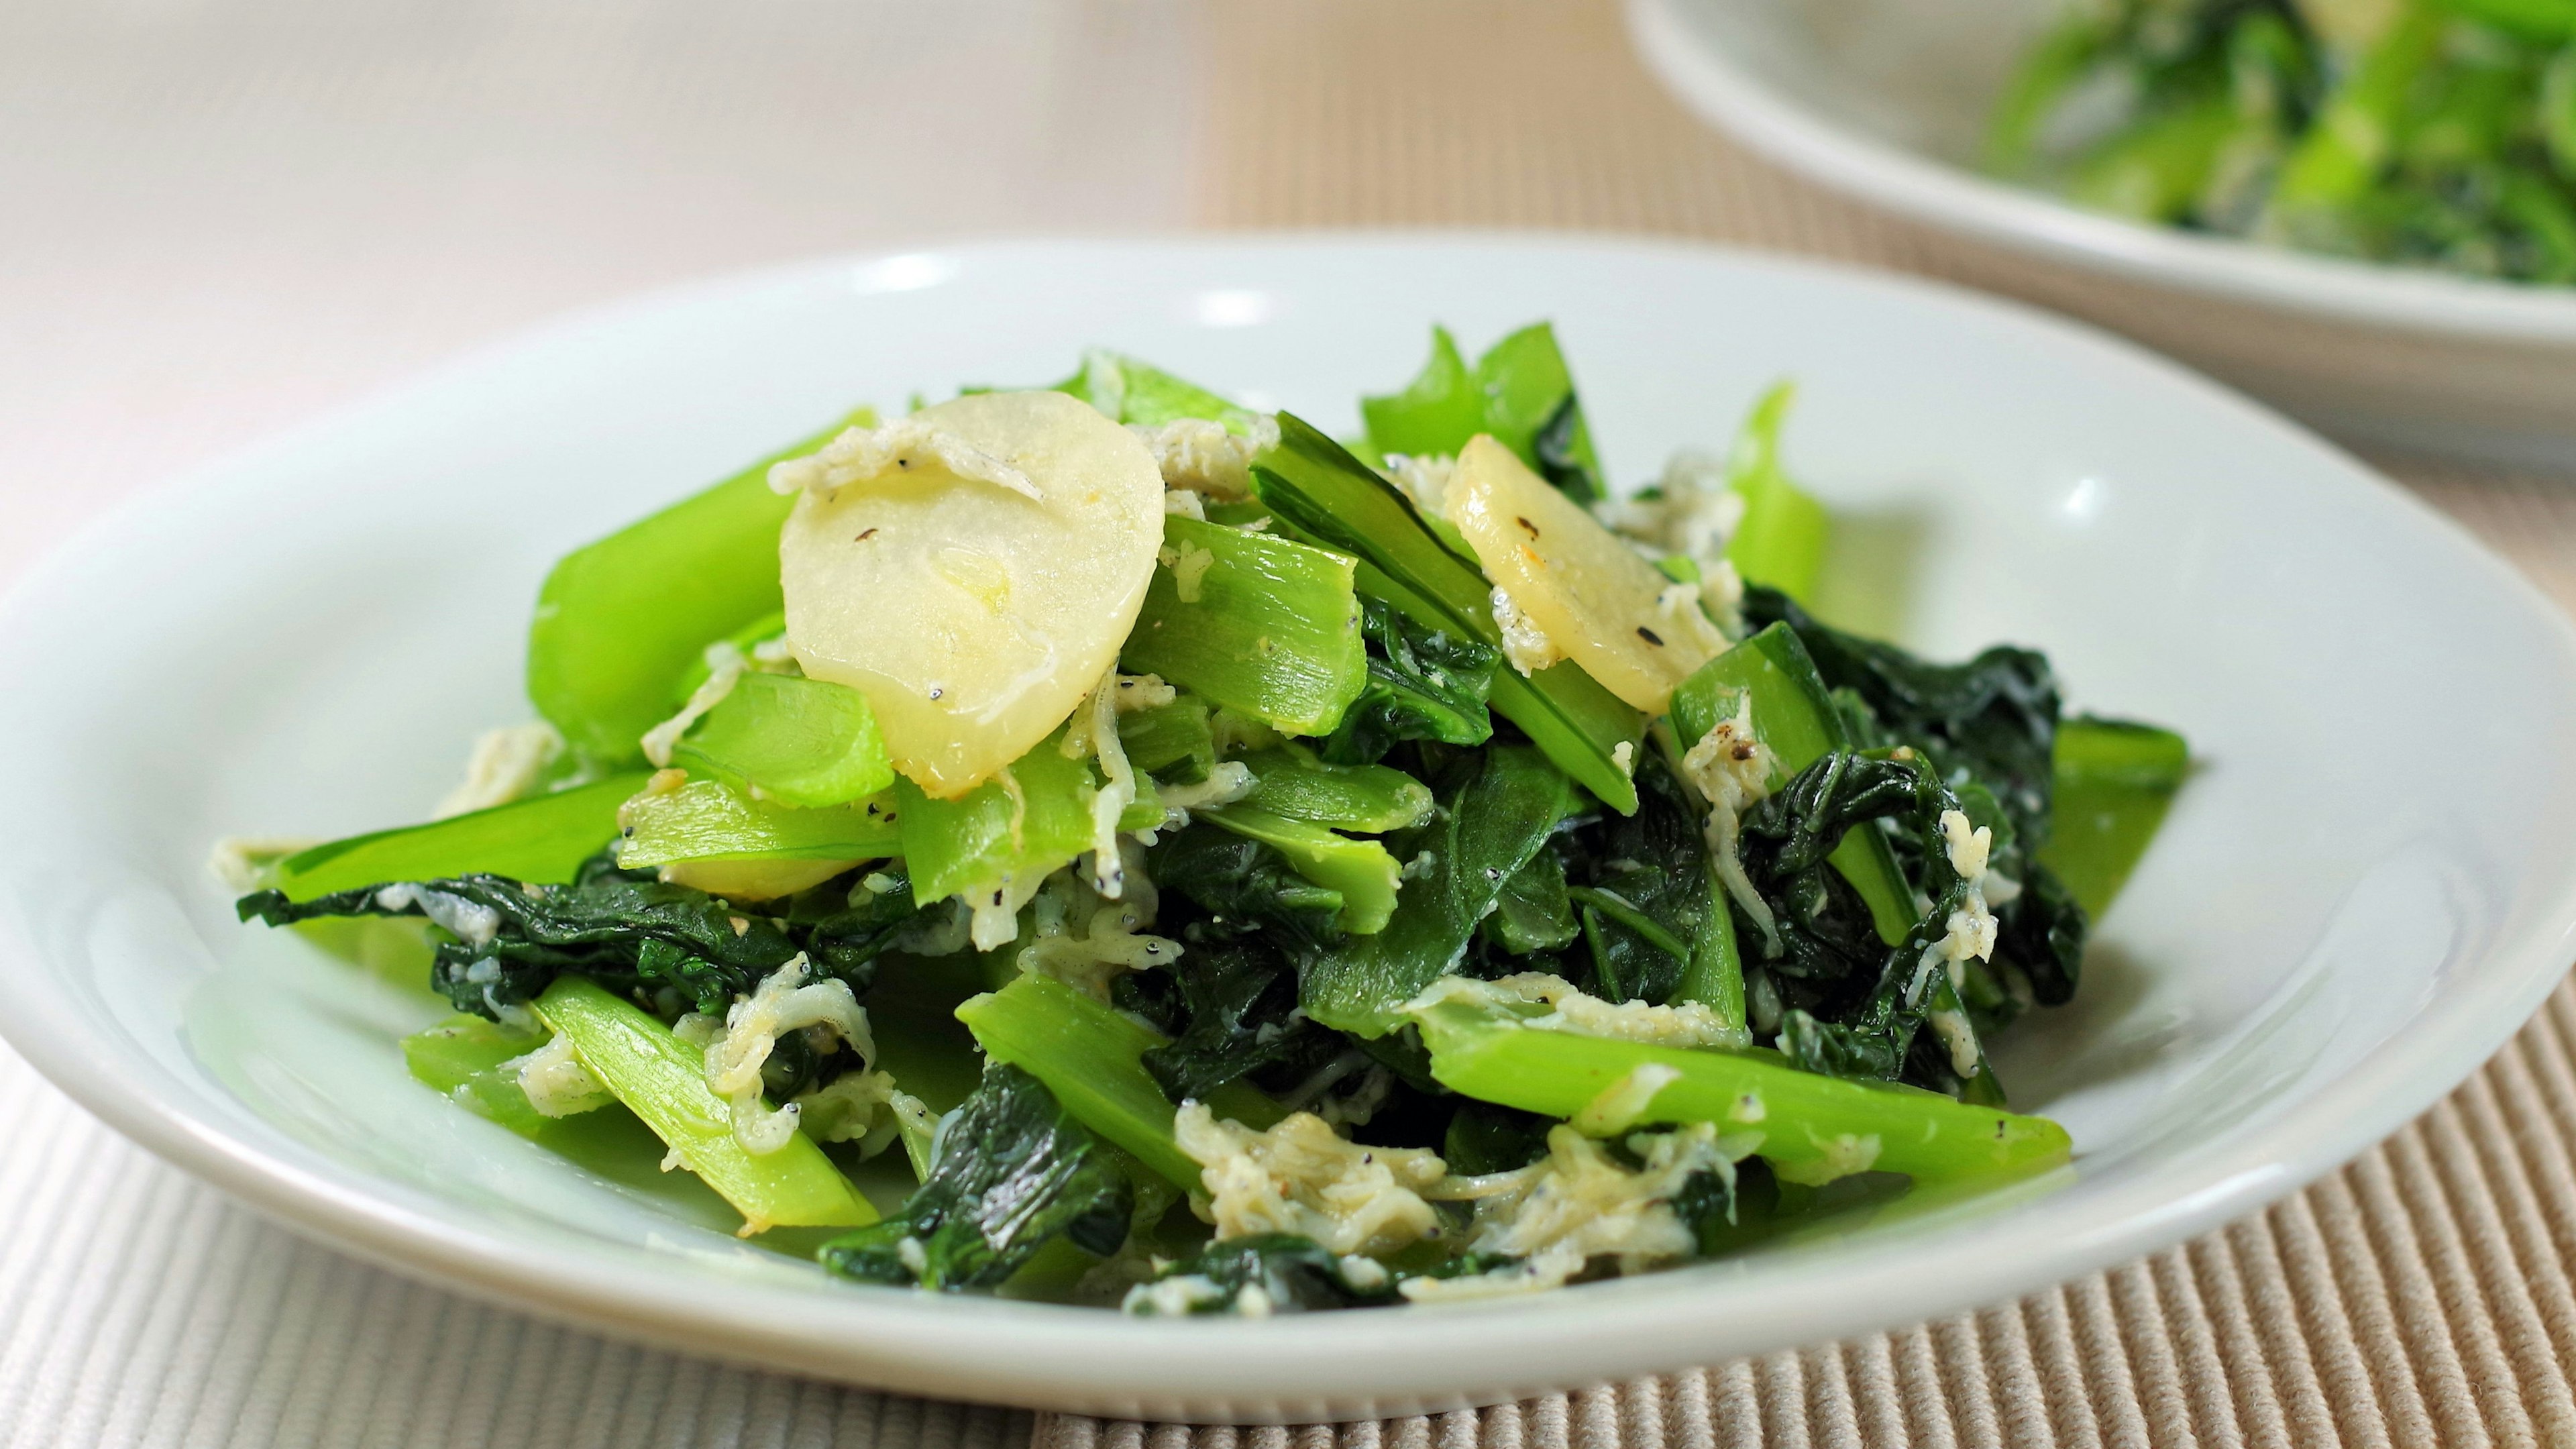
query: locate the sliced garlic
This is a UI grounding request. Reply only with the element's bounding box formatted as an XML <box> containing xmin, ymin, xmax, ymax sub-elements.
<box><xmin>777</xmin><ymin>392</ymin><xmax>1165</xmax><ymax>797</ymax></box>
<box><xmin>1448</xmin><ymin>435</ymin><xmax>1725</xmax><ymax>712</ymax></box>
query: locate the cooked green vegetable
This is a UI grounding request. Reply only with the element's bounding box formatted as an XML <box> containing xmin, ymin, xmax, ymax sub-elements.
<box><xmin>1671</xmin><ymin>623</ymin><xmax>1915</xmax><ymax>945</ymax></box>
<box><xmin>1238</xmin><ymin>748</ymin><xmax>1434</xmax><ymax>833</ymax></box>
<box><xmin>1722</xmin><ymin>383</ymin><xmax>1831</xmax><ymax>600</ymax></box>
<box><xmin>670</xmin><ymin>673</ymin><xmax>894</xmax><ymax>808</ymax></box>
<box><xmin>1990</xmin><ymin>0</ymin><xmax>2576</xmax><ymax>284</ymax></box>
<box><xmin>614</xmin><ymin>779</ymin><xmax>900</xmax><ymax>869</ymax></box>
<box><xmin>1362</xmin><ymin>323</ymin><xmax>1608</xmax><ymax>504</ymax></box>
<box><xmin>241</xmin><ymin>853</ymin><xmax>914</xmax><ymax>1016</ymax></box>
<box><xmin>530</xmin><ymin>411</ymin><xmax>867</xmax><ymax>765</ymax></box>
<box><xmin>271</xmin><ymin>775</ymin><xmax>647</xmax><ymax>901</ymax></box>
<box><xmin>1121</xmin><ymin>517</ymin><xmax>1367</xmax><ymax>735</ymax></box>
<box><xmin>1254</xmin><ymin>414</ymin><xmax>1645</xmax><ymax>812</ymax></box>
<box><xmin>818</xmin><ymin>1064</ymin><xmax>1130</xmax><ymax>1289</ymax></box>
<box><xmin>896</xmin><ymin>728</ymin><xmax>1103</xmax><ymax>910</ymax></box>
<box><xmin>533</xmin><ymin>976</ymin><xmax>877</xmax><ymax>1232</ymax></box>
<box><xmin>1410</xmin><ymin>996</ymin><xmax>2070</xmax><ymax>1182</ymax></box>
<box><xmin>1301</xmin><ymin>745</ymin><xmax>1580</xmax><ymax>1034</ymax></box>
<box><xmin>234</xmin><ymin>326</ymin><xmax>2188</xmax><ymax>1313</ymax></box>
<box><xmin>2043</xmin><ymin>716</ymin><xmax>2192</xmax><ymax>916</ymax></box>
<box><xmin>1319</xmin><ymin>596</ymin><xmax>1500</xmax><ymax>765</ymax></box>
<box><xmin>1199</xmin><ymin>805</ymin><xmax>1402</xmax><ymax>935</ymax></box>
<box><xmin>957</xmin><ymin>973</ymin><xmax>1281</xmax><ymax>1191</ymax></box>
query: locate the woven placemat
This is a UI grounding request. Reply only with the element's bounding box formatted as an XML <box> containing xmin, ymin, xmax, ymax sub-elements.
<box><xmin>1031</xmin><ymin>5</ymin><xmax>2576</xmax><ymax>1447</ymax></box>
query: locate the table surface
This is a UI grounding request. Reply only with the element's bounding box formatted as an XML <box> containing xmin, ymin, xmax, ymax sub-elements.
<box><xmin>5</xmin><ymin>3</ymin><xmax>2574</xmax><ymax>1446</ymax></box>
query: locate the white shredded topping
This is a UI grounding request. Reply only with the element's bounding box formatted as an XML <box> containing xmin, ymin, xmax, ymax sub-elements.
<box><xmin>1776</xmin><ymin>1131</ymin><xmax>1882</xmax><ymax>1187</ymax></box>
<box><xmin>1015</xmin><ymin>854</ymin><xmax>1181</xmax><ymax>998</ymax></box>
<box><xmin>1154</xmin><ymin>760</ymin><xmax>1254</xmax><ymax>829</ymax></box>
<box><xmin>504</xmin><ymin>1035</ymin><xmax>614</xmax><ymax>1118</ymax></box>
<box><xmin>641</xmin><ymin>640</ymin><xmax>747</xmax><ymax>768</ymax></box>
<box><xmin>1061</xmin><ymin>669</ymin><xmax>1146</xmax><ymax>898</ymax></box>
<box><xmin>1128</xmin><ymin>415</ymin><xmax>1277</xmax><ymax>500</ymax></box>
<box><xmin>1594</xmin><ymin>449</ymin><xmax>1749</xmax><ymax>631</ymax></box>
<box><xmin>768</xmin><ymin>415</ymin><xmax>1039</xmax><ymax>502</ymax></box>
<box><xmin>702</xmin><ymin>955</ymin><xmax>873</xmax><ymax>1155</ymax></box>
<box><xmin>1893</xmin><ymin>808</ymin><xmax>2000</xmax><ymax>1075</ymax></box>
<box><xmin>435</xmin><ymin>721</ymin><xmax>564</xmax><ymax>818</ymax></box>
<box><xmin>1385</xmin><ymin>452</ymin><xmax>1456</xmax><ymax>519</ymax></box>
<box><xmin>1406</xmin><ymin>973</ymin><xmax>1745</xmax><ymax>1050</ymax></box>
<box><xmin>1157</xmin><ymin>540</ymin><xmax>1218</xmax><ymax>603</ymax></box>
<box><xmin>1680</xmin><ymin>693</ymin><xmax>1780</xmax><ymax>957</ymax></box>
<box><xmin>1163</xmin><ymin>488</ymin><xmax>1207</xmax><ymax>521</ymax></box>
<box><xmin>1491</xmin><ymin>586</ymin><xmax>1564</xmax><ymax>677</ymax></box>
<box><xmin>1123</xmin><ymin>1273</ymin><xmax>1232</xmax><ymax>1316</ymax></box>
<box><xmin>1113</xmin><ymin>672</ymin><xmax>1178</xmax><ymax>712</ymax></box>
<box><xmin>1570</xmin><ymin>1063</ymin><xmax>1683</xmax><ymax>1136</ymax></box>
<box><xmin>373</xmin><ymin>883</ymin><xmax>501</xmax><ymax>948</ymax></box>
<box><xmin>1611</xmin><ymin>740</ymin><xmax>1635</xmax><ymax>777</ymax></box>
<box><xmin>1401</xmin><ymin>1124</ymin><xmax>1747</xmax><ymax>1301</ymax></box>
<box><xmin>793</xmin><ymin>1068</ymin><xmax>903</xmax><ymax>1157</ymax></box>
<box><xmin>1175</xmin><ymin>1104</ymin><xmax>1448</xmax><ymax>1257</ymax></box>
<box><xmin>965</xmin><ymin>865</ymin><xmax>1051</xmax><ymax>952</ymax></box>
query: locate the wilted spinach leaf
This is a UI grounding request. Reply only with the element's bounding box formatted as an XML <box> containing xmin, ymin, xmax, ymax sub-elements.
<box><xmin>1743</xmin><ymin>585</ymin><xmax>2060</xmax><ymax>847</ymax></box>
<box><xmin>818</xmin><ymin>1064</ymin><xmax>1132</xmax><ymax>1292</ymax></box>
<box><xmin>1147</xmin><ymin>824</ymin><xmax>1346</xmax><ymax>957</ymax></box>
<box><xmin>238</xmin><ymin>855</ymin><xmax>917</xmax><ymax>1019</ymax></box>
<box><xmin>1320</xmin><ymin>597</ymin><xmax>1498</xmax><ymax>765</ymax></box>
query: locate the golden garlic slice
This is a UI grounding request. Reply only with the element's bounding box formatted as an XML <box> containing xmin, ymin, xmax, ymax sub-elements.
<box><xmin>1448</xmin><ymin>434</ymin><xmax>1726</xmax><ymax>712</ymax></box>
<box><xmin>777</xmin><ymin>391</ymin><xmax>1164</xmax><ymax>797</ymax></box>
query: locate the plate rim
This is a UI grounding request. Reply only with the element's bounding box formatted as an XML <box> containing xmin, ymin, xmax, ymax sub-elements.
<box><xmin>3</xmin><ymin>231</ymin><xmax>2574</xmax><ymax>1421</ymax></box>
<box><xmin>1625</xmin><ymin>0</ymin><xmax>2576</xmax><ymax>347</ymax></box>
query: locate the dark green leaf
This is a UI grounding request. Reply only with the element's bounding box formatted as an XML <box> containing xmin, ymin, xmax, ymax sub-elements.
<box><xmin>1320</xmin><ymin>598</ymin><xmax>1498</xmax><ymax>765</ymax></box>
<box><xmin>818</xmin><ymin>1065</ymin><xmax>1133</xmax><ymax>1291</ymax></box>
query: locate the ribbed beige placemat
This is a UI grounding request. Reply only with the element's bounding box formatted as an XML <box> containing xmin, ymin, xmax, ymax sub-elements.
<box><xmin>1031</xmin><ymin>5</ymin><xmax>2576</xmax><ymax>1448</ymax></box>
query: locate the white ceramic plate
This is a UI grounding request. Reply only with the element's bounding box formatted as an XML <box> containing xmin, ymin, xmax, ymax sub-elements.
<box><xmin>1627</xmin><ymin>0</ymin><xmax>2576</xmax><ymax>473</ymax></box>
<box><xmin>3</xmin><ymin>236</ymin><xmax>2574</xmax><ymax>1423</ymax></box>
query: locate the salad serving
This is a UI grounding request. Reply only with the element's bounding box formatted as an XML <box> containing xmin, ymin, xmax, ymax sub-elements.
<box><xmin>1988</xmin><ymin>0</ymin><xmax>2576</xmax><ymax>285</ymax></box>
<box><xmin>222</xmin><ymin>324</ymin><xmax>2188</xmax><ymax>1315</ymax></box>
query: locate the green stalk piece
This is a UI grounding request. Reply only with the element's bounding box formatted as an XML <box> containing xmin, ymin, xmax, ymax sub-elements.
<box><xmin>2039</xmin><ymin>716</ymin><xmax>2190</xmax><ymax>918</ymax></box>
<box><xmin>270</xmin><ymin>774</ymin><xmax>649</xmax><ymax>902</ymax></box>
<box><xmin>1300</xmin><ymin>745</ymin><xmax>1580</xmax><ymax>1035</ymax></box>
<box><xmin>1670</xmin><ymin>626</ymin><xmax>1914</xmax><ymax>945</ymax></box>
<box><xmin>614</xmin><ymin>778</ymin><xmax>900</xmax><ymax>869</ymax></box>
<box><xmin>528</xmin><ymin>409</ymin><xmax>867</xmax><ymax>766</ymax></box>
<box><xmin>1252</xmin><ymin>413</ymin><xmax>1645</xmax><ymax>813</ymax></box>
<box><xmin>531</xmin><ymin>976</ymin><xmax>877</xmax><ymax>1232</ymax></box>
<box><xmin>1117</xmin><ymin>696</ymin><xmax>1217</xmax><ymax>783</ymax></box>
<box><xmin>1722</xmin><ymin>383</ymin><xmax>1832</xmax><ymax>601</ymax></box>
<box><xmin>894</xmin><ymin>727</ymin><xmax>1157</xmax><ymax>908</ymax></box>
<box><xmin>1360</xmin><ymin>323</ymin><xmax>1608</xmax><ymax>504</ymax></box>
<box><xmin>1053</xmin><ymin>350</ymin><xmax>1264</xmax><ymax>432</ymax></box>
<box><xmin>1236</xmin><ymin>748</ymin><xmax>1433</xmax><ymax>833</ymax></box>
<box><xmin>1670</xmin><ymin>886</ymin><xmax>1748</xmax><ymax>1028</ymax></box>
<box><xmin>1120</xmin><ymin>516</ymin><xmax>1368</xmax><ymax>736</ymax></box>
<box><xmin>1409</xmin><ymin>1000</ymin><xmax>2070</xmax><ymax>1183</ymax></box>
<box><xmin>896</xmin><ymin>731</ymin><xmax>1097</xmax><ymax>908</ymax></box>
<box><xmin>402</xmin><ymin>1014</ymin><xmax>566</xmax><ymax>1138</ymax></box>
<box><xmin>669</xmin><ymin>673</ymin><xmax>894</xmax><ymax>808</ymax></box>
<box><xmin>955</xmin><ymin>973</ymin><xmax>1283</xmax><ymax>1191</ymax></box>
<box><xmin>1199</xmin><ymin>804</ymin><xmax>1403</xmax><ymax>934</ymax></box>
<box><xmin>403</xmin><ymin>1015</ymin><xmax>749</xmax><ymax>1210</ymax></box>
